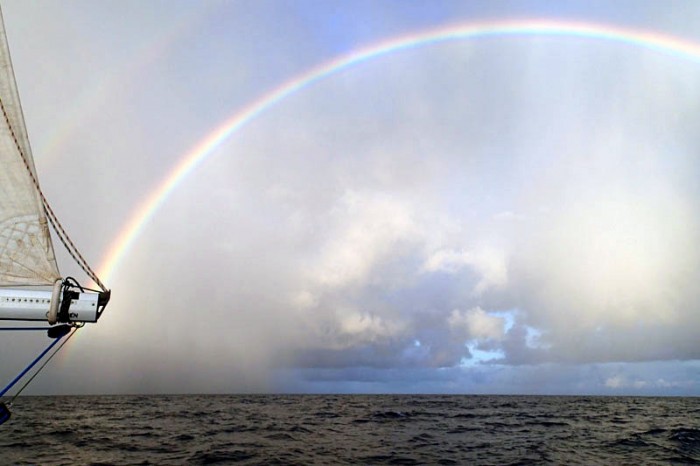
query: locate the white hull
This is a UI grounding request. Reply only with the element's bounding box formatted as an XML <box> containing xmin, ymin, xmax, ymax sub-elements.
<box><xmin>0</xmin><ymin>288</ymin><xmax>99</xmax><ymax>323</ymax></box>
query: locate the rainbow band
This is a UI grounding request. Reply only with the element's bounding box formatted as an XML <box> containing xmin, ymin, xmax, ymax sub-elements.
<box><xmin>97</xmin><ymin>19</ymin><xmax>700</xmax><ymax>284</ymax></box>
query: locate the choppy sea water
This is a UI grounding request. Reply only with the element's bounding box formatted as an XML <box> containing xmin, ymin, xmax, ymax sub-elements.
<box><xmin>1</xmin><ymin>395</ymin><xmax>699</xmax><ymax>465</ymax></box>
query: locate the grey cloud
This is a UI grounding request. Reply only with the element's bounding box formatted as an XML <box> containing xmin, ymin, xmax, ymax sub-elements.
<box><xmin>92</xmin><ymin>38</ymin><xmax>700</xmax><ymax>391</ymax></box>
<box><xmin>3</xmin><ymin>1</ymin><xmax>700</xmax><ymax>395</ymax></box>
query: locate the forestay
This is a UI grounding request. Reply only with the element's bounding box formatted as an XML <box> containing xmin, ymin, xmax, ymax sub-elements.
<box><xmin>0</xmin><ymin>6</ymin><xmax>111</xmax><ymax>424</ymax></box>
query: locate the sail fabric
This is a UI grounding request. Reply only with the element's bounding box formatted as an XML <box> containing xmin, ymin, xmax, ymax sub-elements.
<box><xmin>0</xmin><ymin>9</ymin><xmax>59</xmax><ymax>286</ymax></box>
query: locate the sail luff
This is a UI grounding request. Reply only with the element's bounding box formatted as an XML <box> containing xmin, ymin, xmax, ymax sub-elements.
<box><xmin>0</xmin><ymin>7</ymin><xmax>60</xmax><ymax>286</ymax></box>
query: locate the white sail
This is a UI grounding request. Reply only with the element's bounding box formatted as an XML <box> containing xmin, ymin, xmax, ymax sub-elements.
<box><xmin>0</xmin><ymin>8</ymin><xmax>59</xmax><ymax>286</ymax></box>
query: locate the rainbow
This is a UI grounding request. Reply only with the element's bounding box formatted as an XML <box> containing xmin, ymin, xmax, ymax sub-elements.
<box><xmin>97</xmin><ymin>18</ymin><xmax>700</xmax><ymax>284</ymax></box>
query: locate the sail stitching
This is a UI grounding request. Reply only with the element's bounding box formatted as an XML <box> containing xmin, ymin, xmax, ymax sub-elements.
<box><xmin>0</xmin><ymin>97</ymin><xmax>107</xmax><ymax>292</ymax></box>
<box><xmin>0</xmin><ymin>216</ymin><xmax>57</xmax><ymax>284</ymax></box>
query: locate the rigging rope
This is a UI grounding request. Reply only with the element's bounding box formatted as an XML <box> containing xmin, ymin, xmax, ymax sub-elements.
<box><xmin>0</xmin><ymin>96</ymin><xmax>107</xmax><ymax>292</ymax></box>
<box><xmin>7</xmin><ymin>327</ymin><xmax>79</xmax><ymax>406</ymax></box>
<box><xmin>0</xmin><ymin>328</ymin><xmax>69</xmax><ymax>398</ymax></box>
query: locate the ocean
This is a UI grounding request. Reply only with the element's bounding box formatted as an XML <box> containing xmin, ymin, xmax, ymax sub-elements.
<box><xmin>1</xmin><ymin>395</ymin><xmax>698</xmax><ymax>465</ymax></box>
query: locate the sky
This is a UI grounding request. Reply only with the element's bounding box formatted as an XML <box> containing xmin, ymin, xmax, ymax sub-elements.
<box><xmin>1</xmin><ymin>0</ymin><xmax>700</xmax><ymax>395</ymax></box>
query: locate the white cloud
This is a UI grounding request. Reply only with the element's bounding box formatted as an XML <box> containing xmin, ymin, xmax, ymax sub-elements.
<box><xmin>449</xmin><ymin>307</ymin><xmax>506</xmax><ymax>341</ymax></box>
<box><xmin>604</xmin><ymin>376</ymin><xmax>625</xmax><ymax>389</ymax></box>
<box><xmin>423</xmin><ymin>247</ymin><xmax>508</xmax><ymax>295</ymax></box>
<box><xmin>308</xmin><ymin>190</ymin><xmax>419</xmax><ymax>289</ymax></box>
<box><xmin>5</xmin><ymin>1</ymin><xmax>700</xmax><ymax>394</ymax></box>
<box><xmin>603</xmin><ymin>375</ymin><xmax>695</xmax><ymax>392</ymax></box>
<box><xmin>338</xmin><ymin>312</ymin><xmax>403</xmax><ymax>342</ymax></box>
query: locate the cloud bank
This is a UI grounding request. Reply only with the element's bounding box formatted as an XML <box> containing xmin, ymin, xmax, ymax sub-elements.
<box><xmin>2</xmin><ymin>1</ymin><xmax>699</xmax><ymax>394</ymax></box>
<box><xmin>99</xmin><ymin>37</ymin><xmax>699</xmax><ymax>393</ymax></box>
